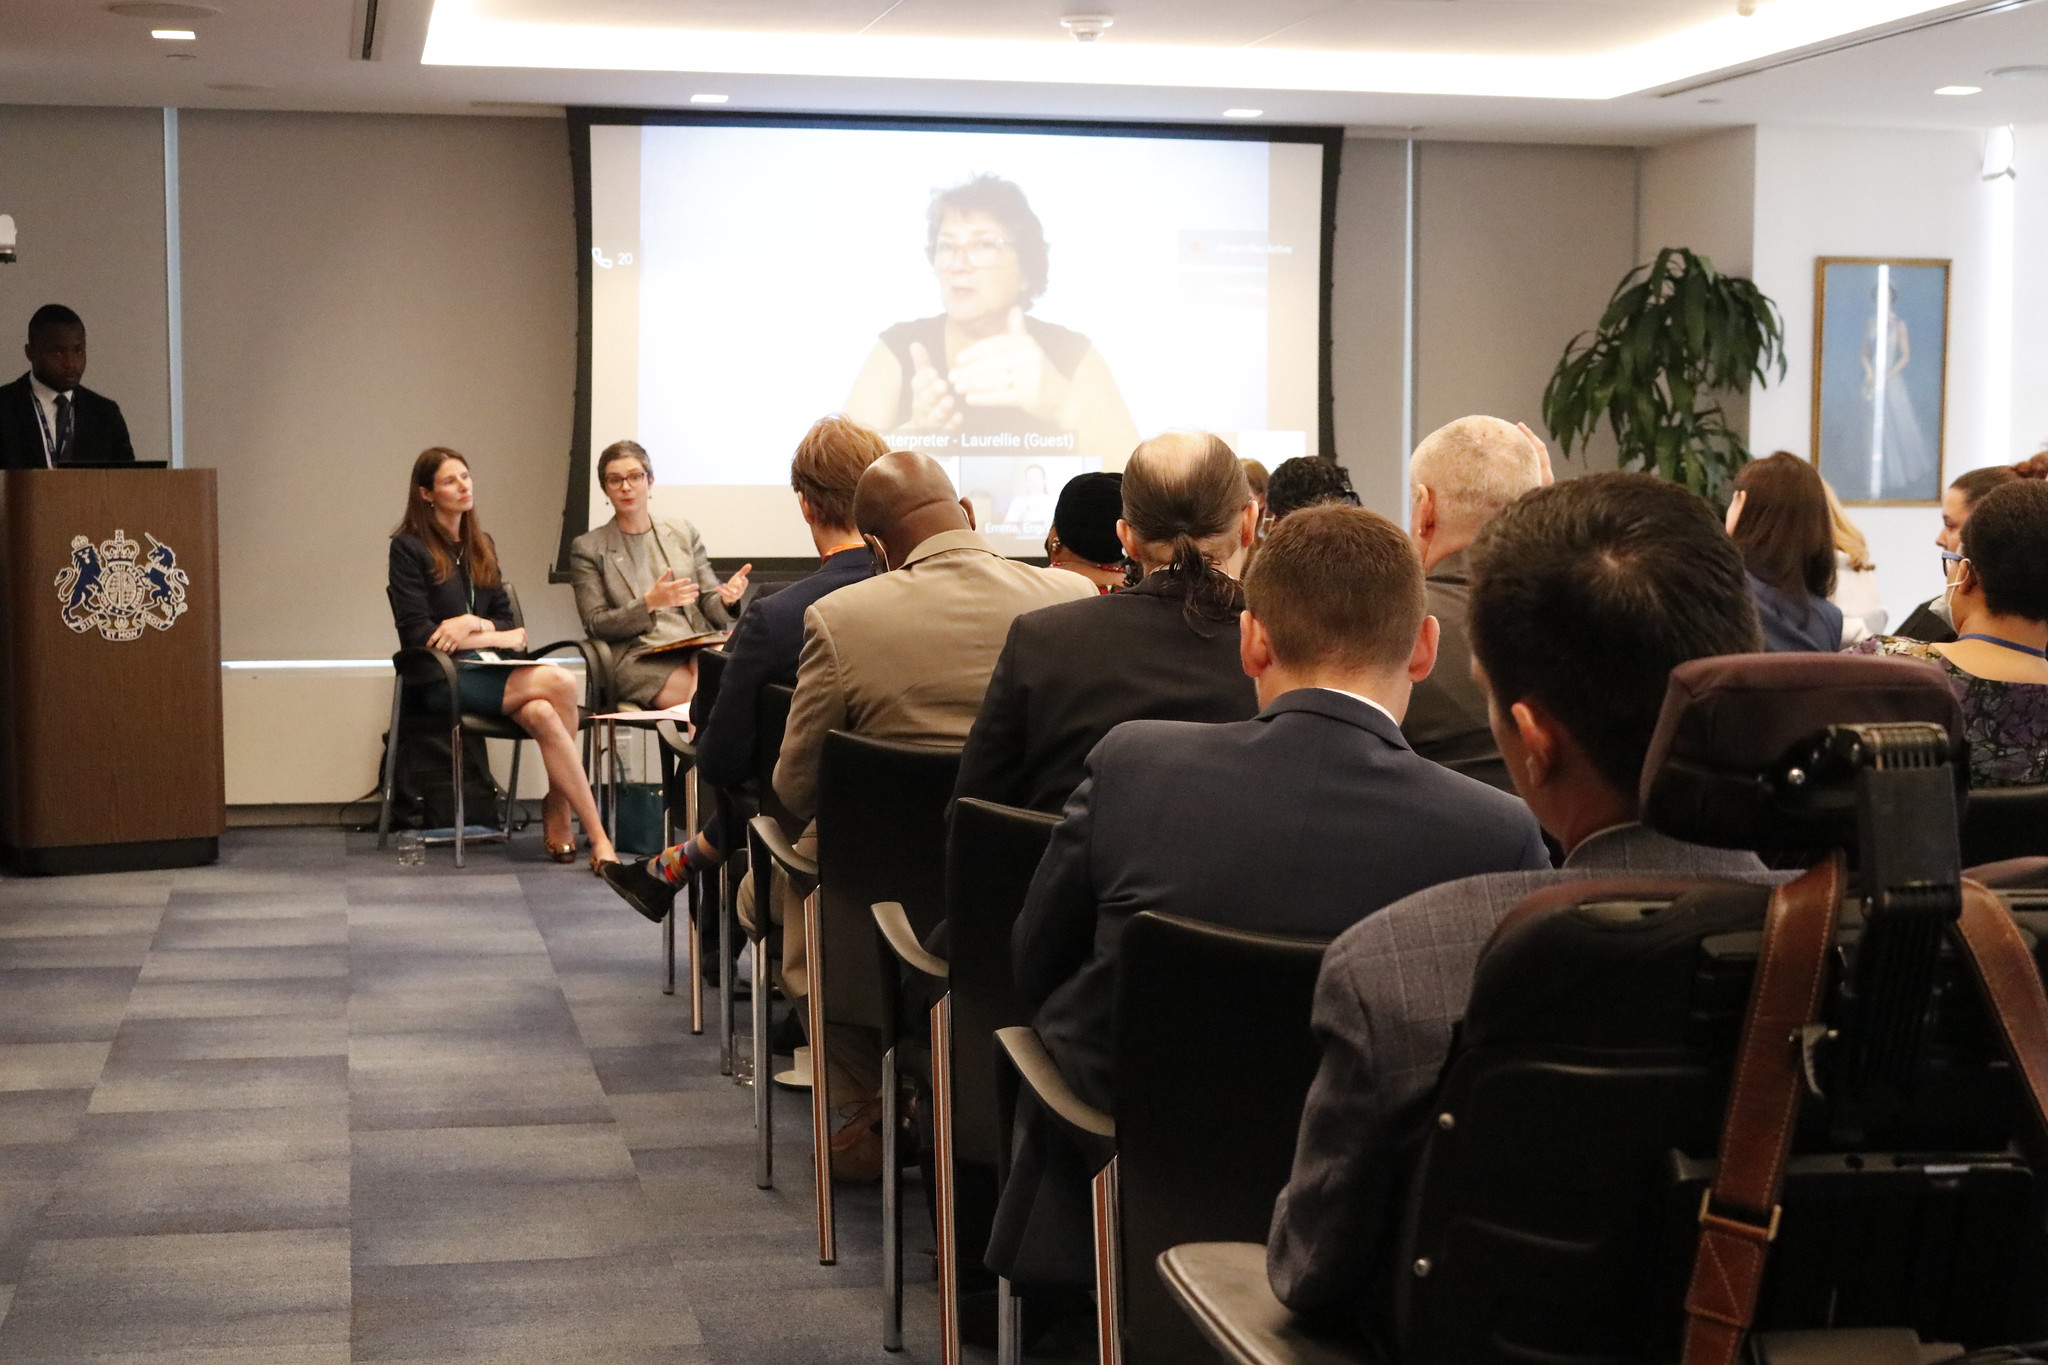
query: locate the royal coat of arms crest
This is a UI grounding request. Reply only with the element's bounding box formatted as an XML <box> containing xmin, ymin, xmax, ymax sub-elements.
<box><xmin>54</xmin><ymin>529</ymin><xmax>190</xmax><ymax>642</ymax></box>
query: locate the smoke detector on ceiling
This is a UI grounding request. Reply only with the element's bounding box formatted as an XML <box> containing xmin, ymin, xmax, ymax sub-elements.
<box><xmin>1059</xmin><ymin>14</ymin><xmax>1115</xmax><ymax>43</ymax></box>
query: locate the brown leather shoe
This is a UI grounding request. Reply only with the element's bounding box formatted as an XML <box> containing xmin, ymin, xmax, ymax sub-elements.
<box><xmin>828</xmin><ymin>1097</ymin><xmax>885</xmax><ymax>1185</ymax></box>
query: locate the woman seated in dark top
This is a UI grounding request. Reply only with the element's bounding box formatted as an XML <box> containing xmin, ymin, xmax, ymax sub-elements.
<box><xmin>388</xmin><ymin>447</ymin><xmax>619</xmax><ymax>871</ymax></box>
<box><xmin>1042</xmin><ymin>471</ymin><xmax>1128</xmax><ymax>592</ymax></box>
<box><xmin>1853</xmin><ymin>478</ymin><xmax>2048</xmax><ymax>787</ymax></box>
<box><xmin>1725</xmin><ymin>451</ymin><xmax>1844</xmax><ymax>652</ymax></box>
<box><xmin>955</xmin><ymin>431</ymin><xmax>1261</xmax><ymax>814</ymax></box>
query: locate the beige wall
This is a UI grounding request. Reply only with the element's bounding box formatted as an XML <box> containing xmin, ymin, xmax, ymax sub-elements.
<box><xmin>0</xmin><ymin>106</ymin><xmax>171</xmax><ymax>461</ymax></box>
<box><xmin>1414</xmin><ymin>141</ymin><xmax>1637</xmax><ymax>475</ymax></box>
<box><xmin>178</xmin><ymin>111</ymin><xmax>580</xmax><ymax>662</ymax></box>
<box><xmin>1639</xmin><ymin>127</ymin><xmax>1756</xmax><ymax>279</ymax></box>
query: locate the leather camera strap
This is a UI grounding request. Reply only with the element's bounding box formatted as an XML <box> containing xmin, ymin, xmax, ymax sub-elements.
<box><xmin>1953</xmin><ymin>879</ymin><xmax>2048</xmax><ymax>1138</ymax></box>
<box><xmin>1680</xmin><ymin>854</ymin><xmax>1844</xmax><ymax>1365</ymax></box>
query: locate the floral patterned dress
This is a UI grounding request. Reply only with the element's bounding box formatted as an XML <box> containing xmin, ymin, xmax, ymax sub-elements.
<box><xmin>1851</xmin><ymin>637</ymin><xmax>2048</xmax><ymax>786</ymax></box>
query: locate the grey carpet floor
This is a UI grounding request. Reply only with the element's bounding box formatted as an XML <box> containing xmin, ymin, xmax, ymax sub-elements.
<box><xmin>0</xmin><ymin>826</ymin><xmax>992</xmax><ymax>1364</ymax></box>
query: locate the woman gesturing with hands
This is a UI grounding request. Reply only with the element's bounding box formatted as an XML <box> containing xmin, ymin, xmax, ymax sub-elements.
<box><xmin>569</xmin><ymin>440</ymin><xmax>747</xmax><ymax>715</ymax></box>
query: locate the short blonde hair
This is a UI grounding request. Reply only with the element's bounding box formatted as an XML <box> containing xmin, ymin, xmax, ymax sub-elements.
<box><xmin>1409</xmin><ymin>416</ymin><xmax>1545</xmax><ymax>527</ymax></box>
<box><xmin>791</xmin><ymin>416</ymin><xmax>891</xmax><ymax>528</ymax></box>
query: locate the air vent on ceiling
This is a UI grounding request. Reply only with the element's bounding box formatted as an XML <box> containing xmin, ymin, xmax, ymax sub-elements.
<box><xmin>354</xmin><ymin>0</ymin><xmax>382</xmax><ymax>61</ymax></box>
<box><xmin>105</xmin><ymin>3</ymin><xmax>220</xmax><ymax>17</ymax></box>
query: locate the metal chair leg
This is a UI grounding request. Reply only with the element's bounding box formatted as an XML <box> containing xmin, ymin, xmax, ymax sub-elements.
<box><xmin>662</xmin><ymin>907</ymin><xmax>677</xmax><ymax>996</ymax></box>
<box><xmin>377</xmin><ymin>676</ymin><xmax>404</xmax><ymax>850</ymax></box>
<box><xmin>804</xmin><ymin>888</ymin><xmax>836</xmax><ymax>1265</ymax></box>
<box><xmin>1092</xmin><ymin>1156</ymin><xmax>1124</xmax><ymax>1365</ymax></box>
<box><xmin>451</xmin><ymin>724</ymin><xmax>467</xmax><ymax>870</ymax></box>
<box><xmin>686</xmin><ymin>874</ymin><xmax>703</xmax><ymax>1034</ymax></box>
<box><xmin>502</xmin><ymin>740</ymin><xmax>522</xmax><ymax>843</ymax></box>
<box><xmin>996</xmin><ymin>1277</ymin><xmax>1022</xmax><ymax>1365</ymax></box>
<box><xmin>931</xmin><ymin>994</ymin><xmax>959</xmax><ymax>1365</ymax></box>
<box><xmin>719</xmin><ymin>857</ymin><xmax>736</xmax><ymax>1076</ymax></box>
<box><xmin>883</xmin><ymin>1043</ymin><xmax>903</xmax><ymax>1352</ymax></box>
<box><xmin>752</xmin><ymin>932</ymin><xmax>773</xmax><ymax>1190</ymax></box>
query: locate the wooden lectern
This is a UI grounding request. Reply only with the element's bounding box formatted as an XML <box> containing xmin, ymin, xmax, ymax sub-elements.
<box><xmin>0</xmin><ymin>469</ymin><xmax>224</xmax><ymax>874</ymax></box>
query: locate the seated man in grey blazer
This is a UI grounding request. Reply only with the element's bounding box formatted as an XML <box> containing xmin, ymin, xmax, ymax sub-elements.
<box><xmin>768</xmin><ymin>449</ymin><xmax>1094</xmax><ymax>1180</ymax></box>
<box><xmin>1400</xmin><ymin>416</ymin><xmax>1550</xmax><ymax>792</ymax></box>
<box><xmin>1267</xmin><ymin>473</ymin><xmax>1772</xmax><ymax>1337</ymax></box>
<box><xmin>990</xmin><ymin>504</ymin><xmax>1549</xmax><ymax>1289</ymax></box>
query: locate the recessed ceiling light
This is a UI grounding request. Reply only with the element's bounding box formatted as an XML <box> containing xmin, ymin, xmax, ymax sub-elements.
<box><xmin>689</xmin><ymin>93</ymin><xmax>730</xmax><ymax>104</ymax></box>
<box><xmin>1990</xmin><ymin>65</ymin><xmax>2048</xmax><ymax>82</ymax></box>
<box><xmin>1223</xmin><ymin>108</ymin><xmax>1264</xmax><ymax>118</ymax></box>
<box><xmin>1698</xmin><ymin>97</ymin><xmax>1722</xmax><ymax>104</ymax></box>
<box><xmin>107</xmin><ymin>2</ymin><xmax>218</xmax><ymax>17</ymax></box>
<box><xmin>152</xmin><ymin>28</ymin><xmax>198</xmax><ymax>40</ymax></box>
<box><xmin>1934</xmin><ymin>84</ymin><xmax>1981</xmax><ymax>95</ymax></box>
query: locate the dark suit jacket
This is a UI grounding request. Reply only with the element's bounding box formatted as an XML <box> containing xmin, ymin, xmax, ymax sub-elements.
<box><xmin>954</xmin><ymin>573</ymin><xmax>1259</xmax><ymax>814</ymax></box>
<box><xmin>0</xmin><ymin>374</ymin><xmax>136</xmax><ymax>469</ymax></box>
<box><xmin>987</xmin><ymin>689</ymin><xmax>1548</xmax><ymax>1285</ymax></box>
<box><xmin>1400</xmin><ymin>549</ymin><xmax>1513</xmax><ymax>793</ymax></box>
<box><xmin>387</xmin><ymin>532</ymin><xmax>514</xmax><ymax>651</ymax></box>
<box><xmin>692</xmin><ymin>546</ymin><xmax>872</xmax><ymax>792</ymax></box>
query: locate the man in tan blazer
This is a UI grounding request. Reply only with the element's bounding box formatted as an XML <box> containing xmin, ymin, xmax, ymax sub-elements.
<box><xmin>767</xmin><ymin>451</ymin><xmax>1093</xmax><ymax>1179</ymax></box>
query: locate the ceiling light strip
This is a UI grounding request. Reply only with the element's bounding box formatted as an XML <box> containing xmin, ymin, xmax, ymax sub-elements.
<box><xmin>1652</xmin><ymin>0</ymin><xmax>2043</xmax><ymax>98</ymax></box>
<box><xmin>420</xmin><ymin>0</ymin><xmax>1979</xmax><ymax>102</ymax></box>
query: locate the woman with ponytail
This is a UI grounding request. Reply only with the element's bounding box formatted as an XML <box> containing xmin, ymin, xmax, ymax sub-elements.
<box><xmin>956</xmin><ymin>431</ymin><xmax>1261</xmax><ymax>813</ymax></box>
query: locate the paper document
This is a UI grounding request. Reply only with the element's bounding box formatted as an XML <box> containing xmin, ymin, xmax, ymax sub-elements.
<box><xmin>632</xmin><ymin>630</ymin><xmax>730</xmax><ymax>658</ymax></box>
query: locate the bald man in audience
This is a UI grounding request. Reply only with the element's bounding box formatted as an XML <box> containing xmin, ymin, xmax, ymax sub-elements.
<box><xmin>1401</xmin><ymin>416</ymin><xmax>1550</xmax><ymax>792</ymax></box>
<box><xmin>989</xmin><ymin>504</ymin><xmax>1547</xmax><ymax>1293</ymax></box>
<box><xmin>771</xmin><ymin>450</ymin><xmax>1093</xmax><ymax>1180</ymax></box>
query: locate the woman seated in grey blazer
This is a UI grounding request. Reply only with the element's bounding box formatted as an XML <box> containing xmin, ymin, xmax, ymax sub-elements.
<box><xmin>569</xmin><ymin>441</ymin><xmax>751</xmax><ymax>710</ymax></box>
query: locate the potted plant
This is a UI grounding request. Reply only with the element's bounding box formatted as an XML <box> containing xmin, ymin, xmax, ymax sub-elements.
<box><xmin>1542</xmin><ymin>246</ymin><xmax>1786</xmax><ymax>502</ymax></box>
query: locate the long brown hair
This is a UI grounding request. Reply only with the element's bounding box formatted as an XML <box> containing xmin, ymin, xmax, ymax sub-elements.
<box><xmin>1731</xmin><ymin>451</ymin><xmax>1834</xmax><ymax>599</ymax></box>
<box><xmin>395</xmin><ymin>447</ymin><xmax>501</xmax><ymax>588</ymax></box>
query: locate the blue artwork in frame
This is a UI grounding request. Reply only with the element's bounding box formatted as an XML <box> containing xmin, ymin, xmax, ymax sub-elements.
<box><xmin>1813</xmin><ymin>258</ymin><xmax>1950</xmax><ymax>504</ymax></box>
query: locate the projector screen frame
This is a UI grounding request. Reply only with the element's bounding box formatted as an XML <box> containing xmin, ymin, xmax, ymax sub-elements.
<box><xmin>556</xmin><ymin>106</ymin><xmax>1343</xmax><ymax>578</ymax></box>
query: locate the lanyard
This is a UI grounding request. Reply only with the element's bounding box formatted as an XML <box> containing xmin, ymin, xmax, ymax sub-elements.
<box><xmin>1958</xmin><ymin>632</ymin><xmax>2048</xmax><ymax>659</ymax></box>
<box><xmin>31</xmin><ymin>389</ymin><xmax>65</xmax><ymax>467</ymax></box>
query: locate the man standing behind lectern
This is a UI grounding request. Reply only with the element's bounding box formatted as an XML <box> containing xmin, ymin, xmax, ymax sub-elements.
<box><xmin>0</xmin><ymin>304</ymin><xmax>136</xmax><ymax>469</ymax></box>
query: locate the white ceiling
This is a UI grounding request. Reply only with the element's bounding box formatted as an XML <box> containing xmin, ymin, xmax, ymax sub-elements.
<box><xmin>0</xmin><ymin>0</ymin><xmax>2044</xmax><ymax>145</ymax></box>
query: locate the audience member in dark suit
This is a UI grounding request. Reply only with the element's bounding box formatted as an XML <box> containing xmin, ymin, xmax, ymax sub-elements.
<box><xmin>1728</xmin><ymin>451</ymin><xmax>1844</xmax><ymax>652</ymax></box>
<box><xmin>0</xmin><ymin>304</ymin><xmax>136</xmax><ymax>469</ymax></box>
<box><xmin>1401</xmin><ymin>415</ymin><xmax>1549</xmax><ymax>792</ymax></box>
<box><xmin>1042</xmin><ymin>471</ymin><xmax>1128</xmax><ymax>592</ymax></box>
<box><xmin>388</xmin><ymin>446</ymin><xmax>619</xmax><ymax>871</ymax></box>
<box><xmin>599</xmin><ymin>415</ymin><xmax>889</xmax><ymax>922</ymax></box>
<box><xmin>1268</xmin><ymin>473</ymin><xmax>1771</xmax><ymax>1335</ymax></box>
<box><xmin>956</xmin><ymin>431</ymin><xmax>1260</xmax><ymax>814</ymax></box>
<box><xmin>990</xmin><ymin>503</ymin><xmax>1548</xmax><ymax>1289</ymax></box>
<box><xmin>1897</xmin><ymin>464</ymin><xmax>2025</xmax><ymax>643</ymax></box>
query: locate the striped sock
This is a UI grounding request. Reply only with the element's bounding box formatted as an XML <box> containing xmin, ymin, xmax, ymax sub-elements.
<box><xmin>648</xmin><ymin>843</ymin><xmax>691</xmax><ymax>885</ymax></box>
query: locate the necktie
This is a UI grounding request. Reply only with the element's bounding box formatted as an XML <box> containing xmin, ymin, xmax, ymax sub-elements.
<box><xmin>52</xmin><ymin>394</ymin><xmax>72</xmax><ymax>464</ymax></box>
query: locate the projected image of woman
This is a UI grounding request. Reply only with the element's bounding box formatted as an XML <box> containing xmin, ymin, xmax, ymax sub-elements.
<box><xmin>844</xmin><ymin>174</ymin><xmax>1139</xmax><ymax>460</ymax></box>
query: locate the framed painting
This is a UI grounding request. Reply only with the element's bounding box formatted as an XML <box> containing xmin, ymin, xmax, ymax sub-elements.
<box><xmin>1811</xmin><ymin>258</ymin><xmax>1950</xmax><ymax>505</ymax></box>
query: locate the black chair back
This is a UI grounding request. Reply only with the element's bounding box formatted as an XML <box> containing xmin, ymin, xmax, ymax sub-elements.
<box><xmin>946</xmin><ymin>797</ymin><xmax>1060</xmax><ymax>1295</ymax></box>
<box><xmin>1963</xmin><ymin>784</ymin><xmax>2048</xmax><ymax>865</ymax></box>
<box><xmin>814</xmin><ymin>731</ymin><xmax>962</xmax><ymax>1033</ymax></box>
<box><xmin>695</xmin><ymin>646</ymin><xmax>729</xmax><ymax>721</ymax></box>
<box><xmin>949</xmin><ymin>798</ymin><xmax>1062</xmax><ymax>1167</ymax></box>
<box><xmin>1112</xmin><ymin>911</ymin><xmax>1329</xmax><ymax>1365</ymax></box>
<box><xmin>754</xmin><ymin>684</ymin><xmax>797</xmax><ymax>830</ymax></box>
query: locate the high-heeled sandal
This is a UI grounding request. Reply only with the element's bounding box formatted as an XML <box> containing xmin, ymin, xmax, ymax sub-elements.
<box><xmin>541</xmin><ymin>794</ymin><xmax>576</xmax><ymax>863</ymax></box>
<box><xmin>590</xmin><ymin>850</ymin><xmax>622</xmax><ymax>877</ymax></box>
